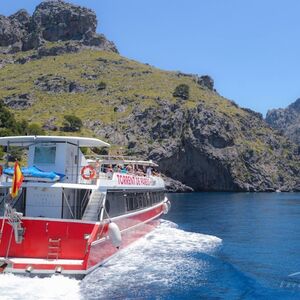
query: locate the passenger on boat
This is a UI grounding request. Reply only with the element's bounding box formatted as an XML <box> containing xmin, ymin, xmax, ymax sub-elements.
<box><xmin>146</xmin><ymin>166</ymin><xmax>152</xmax><ymax>177</ymax></box>
<box><xmin>121</xmin><ymin>166</ymin><xmax>127</xmax><ymax>174</ymax></box>
<box><xmin>95</xmin><ymin>159</ymin><xmax>100</xmax><ymax>170</ymax></box>
<box><xmin>152</xmin><ymin>168</ymin><xmax>160</xmax><ymax>176</ymax></box>
<box><xmin>136</xmin><ymin>166</ymin><xmax>144</xmax><ymax>176</ymax></box>
<box><xmin>107</xmin><ymin>164</ymin><xmax>113</xmax><ymax>179</ymax></box>
<box><xmin>126</xmin><ymin>165</ymin><xmax>133</xmax><ymax>174</ymax></box>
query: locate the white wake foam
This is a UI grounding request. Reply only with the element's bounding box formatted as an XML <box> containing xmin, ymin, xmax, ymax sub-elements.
<box><xmin>81</xmin><ymin>219</ymin><xmax>222</xmax><ymax>299</ymax></box>
<box><xmin>0</xmin><ymin>274</ymin><xmax>80</xmax><ymax>300</ymax></box>
<box><xmin>0</xmin><ymin>220</ymin><xmax>221</xmax><ymax>300</ymax></box>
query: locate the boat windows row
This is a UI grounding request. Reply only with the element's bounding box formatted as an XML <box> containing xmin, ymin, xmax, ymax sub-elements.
<box><xmin>104</xmin><ymin>190</ymin><xmax>165</xmax><ymax>218</ymax></box>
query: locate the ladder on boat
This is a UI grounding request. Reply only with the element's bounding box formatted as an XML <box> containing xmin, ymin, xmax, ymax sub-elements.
<box><xmin>82</xmin><ymin>191</ymin><xmax>106</xmax><ymax>221</ymax></box>
<box><xmin>47</xmin><ymin>238</ymin><xmax>61</xmax><ymax>260</ymax></box>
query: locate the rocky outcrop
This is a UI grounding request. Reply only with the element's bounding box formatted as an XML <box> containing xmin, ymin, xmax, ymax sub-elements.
<box><xmin>266</xmin><ymin>98</ymin><xmax>300</xmax><ymax>144</ymax></box>
<box><xmin>0</xmin><ymin>0</ymin><xmax>117</xmax><ymax>54</ymax></box>
<box><xmin>32</xmin><ymin>1</ymin><xmax>96</xmax><ymax>42</ymax></box>
<box><xmin>163</xmin><ymin>175</ymin><xmax>194</xmax><ymax>193</ymax></box>
<box><xmin>3</xmin><ymin>93</ymin><xmax>35</xmax><ymax>109</ymax></box>
<box><xmin>177</xmin><ymin>72</ymin><xmax>215</xmax><ymax>91</ymax></box>
<box><xmin>196</xmin><ymin>75</ymin><xmax>214</xmax><ymax>90</ymax></box>
<box><xmin>34</xmin><ymin>74</ymin><xmax>85</xmax><ymax>93</ymax></box>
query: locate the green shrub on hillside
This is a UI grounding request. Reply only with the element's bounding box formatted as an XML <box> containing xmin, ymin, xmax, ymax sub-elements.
<box><xmin>0</xmin><ymin>101</ymin><xmax>19</xmax><ymax>134</ymax></box>
<box><xmin>173</xmin><ymin>84</ymin><xmax>190</xmax><ymax>100</ymax></box>
<box><xmin>26</xmin><ymin>123</ymin><xmax>45</xmax><ymax>135</ymax></box>
<box><xmin>62</xmin><ymin>115</ymin><xmax>83</xmax><ymax>132</ymax></box>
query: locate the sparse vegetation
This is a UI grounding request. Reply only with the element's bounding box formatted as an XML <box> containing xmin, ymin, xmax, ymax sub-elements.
<box><xmin>173</xmin><ymin>84</ymin><xmax>190</xmax><ymax>100</ymax></box>
<box><xmin>26</xmin><ymin>123</ymin><xmax>45</xmax><ymax>135</ymax></box>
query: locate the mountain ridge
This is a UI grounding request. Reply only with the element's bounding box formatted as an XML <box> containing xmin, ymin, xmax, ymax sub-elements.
<box><xmin>266</xmin><ymin>98</ymin><xmax>300</xmax><ymax>145</ymax></box>
<box><xmin>0</xmin><ymin>1</ymin><xmax>299</xmax><ymax>192</ymax></box>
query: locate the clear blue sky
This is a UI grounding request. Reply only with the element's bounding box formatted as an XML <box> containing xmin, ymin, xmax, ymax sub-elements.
<box><xmin>3</xmin><ymin>0</ymin><xmax>300</xmax><ymax>115</ymax></box>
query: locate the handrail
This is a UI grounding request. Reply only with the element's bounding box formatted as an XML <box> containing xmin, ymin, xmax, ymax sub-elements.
<box><xmin>62</xmin><ymin>189</ymin><xmax>75</xmax><ymax>219</ymax></box>
<box><xmin>80</xmin><ymin>189</ymin><xmax>91</xmax><ymax>217</ymax></box>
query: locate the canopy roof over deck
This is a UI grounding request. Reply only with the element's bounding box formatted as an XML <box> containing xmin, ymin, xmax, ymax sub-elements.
<box><xmin>0</xmin><ymin>136</ymin><xmax>110</xmax><ymax>147</ymax></box>
<box><xmin>87</xmin><ymin>155</ymin><xmax>159</xmax><ymax>167</ymax></box>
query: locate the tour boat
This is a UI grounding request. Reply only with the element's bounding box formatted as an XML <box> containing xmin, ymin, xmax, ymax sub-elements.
<box><xmin>0</xmin><ymin>136</ymin><xmax>170</xmax><ymax>277</ymax></box>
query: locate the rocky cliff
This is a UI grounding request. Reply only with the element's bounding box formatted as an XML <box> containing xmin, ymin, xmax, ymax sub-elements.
<box><xmin>0</xmin><ymin>1</ymin><xmax>299</xmax><ymax>192</ymax></box>
<box><xmin>0</xmin><ymin>0</ymin><xmax>117</xmax><ymax>54</ymax></box>
<box><xmin>266</xmin><ymin>99</ymin><xmax>300</xmax><ymax>145</ymax></box>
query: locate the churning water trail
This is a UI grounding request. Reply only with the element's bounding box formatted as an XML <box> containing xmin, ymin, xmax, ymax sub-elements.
<box><xmin>0</xmin><ymin>273</ymin><xmax>80</xmax><ymax>300</ymax></box>
<box><xmin>0</xmin><ymin>220</ymin><xmax>222</xmax><ymax>300</ymax></box>
<box><xmin>81</xmin><ymin>219</ymin><xmax>222</xmax><ymax>299</ymax></box>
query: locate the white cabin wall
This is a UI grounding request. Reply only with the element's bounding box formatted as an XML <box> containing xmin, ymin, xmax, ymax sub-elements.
<box><xmin>64</xmin><ymin>144</ymin><xmax>79</xmax><ymax>183</ymax></box>
<box><xmin>26</xmin><ymin>187</ymin><xmax>62</xmax><ymax>218</ymax></box>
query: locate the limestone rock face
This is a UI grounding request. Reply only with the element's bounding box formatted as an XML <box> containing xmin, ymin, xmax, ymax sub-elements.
<box><xmin>32</xmin><ymin>1</ymin><xmax>97</xmax><ymax>41</ymax></box>
<box><xmin>9</xmin><ymin>9</ymin><xmax>31</xmax><ymax>29</ymax></box>
<box><xmin>266</xmin><ymin>98</ymin><xmax>300</xmax><ymax>144</ymax></box>
<box><xmin>0</xmin><ymin>0</ymin><xmax>117</xmax><ymax>53</ymax></box>
<box><xmin>93</xmin><ymin>98</ymin><xmax>299</xmax><ymax>192</ymax></box>
<box><xmin>197</xmin><ymin>75</ymin><xmax>214</xmax><ymax>90</ymax></box>
<box><xmin>0</xmin><ymin>15</ymin><xmax>23</xmax><ymax>48</ymax></box>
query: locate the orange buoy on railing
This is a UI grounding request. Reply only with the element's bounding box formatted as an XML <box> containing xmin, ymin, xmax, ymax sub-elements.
<box><xmin>81</xmin><ymin>165</ymin><xmax>96</xmax><ymax>180</ymax></box>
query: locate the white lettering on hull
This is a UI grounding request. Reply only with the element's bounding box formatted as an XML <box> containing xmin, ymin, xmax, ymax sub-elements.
<box><xmin>116</xmin><ymin>174</ymin><xmax>151</xmax><ymax>186</ymax></box>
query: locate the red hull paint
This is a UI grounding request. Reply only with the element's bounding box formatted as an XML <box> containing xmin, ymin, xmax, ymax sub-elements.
<box><xmin>0</xmin><ymin>203</ymin><xmax>164</xmax><ymax>276</ymax></box>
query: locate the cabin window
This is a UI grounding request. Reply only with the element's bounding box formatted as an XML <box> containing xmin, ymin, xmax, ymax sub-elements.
<box><xmin>34</xmin><ymin>145</ymin><xmax>56</xmax><ymax>164</ymax></box>
<box><xmin>105</xmin><ymin>191</ymin><xmax>127</xmax><ymax>218</ymax></box>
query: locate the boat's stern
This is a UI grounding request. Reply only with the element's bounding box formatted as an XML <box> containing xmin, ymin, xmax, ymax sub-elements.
<box><xmin>0</xmin><ymin>216</ymin><xmax>106</xmax><ymax>277</ymax></box>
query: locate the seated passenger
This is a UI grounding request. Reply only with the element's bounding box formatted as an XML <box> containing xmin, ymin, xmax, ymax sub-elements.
<box><xmin>126</xmin><ymin>165</ymin><xmax>133</xmax><ymax>174</ymax></box>
<box><xmin>136</xmin><ymin>166</ymin><xmax>144</xmax><ymax>176</ymax></box>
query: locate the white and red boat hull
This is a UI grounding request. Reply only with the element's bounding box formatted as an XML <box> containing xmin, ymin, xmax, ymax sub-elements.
<box><xmin>0</xmin><ymin>201</ymin><xmax>165</xmax><ymax>277</ymax></box>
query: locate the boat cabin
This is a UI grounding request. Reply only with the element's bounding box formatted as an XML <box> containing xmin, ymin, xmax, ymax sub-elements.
<box><xmin>0</xmin><ymin>136</ymin><xmax>164</xmax><ymax>221</ymax></box>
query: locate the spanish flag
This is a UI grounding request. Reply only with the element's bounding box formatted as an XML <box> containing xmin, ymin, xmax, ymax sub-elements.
<box><xmin>10</xmin><ymin>161</ymin><xmax>24</xmax><ymax>198</ymax></box>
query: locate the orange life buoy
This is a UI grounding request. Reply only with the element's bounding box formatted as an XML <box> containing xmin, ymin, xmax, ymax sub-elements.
<box><xmin>0</xmin><ymin>166</ymin><xmax>2</xmax><ymax>176</ymax></box>
<box><xmin>81</xmin><ymin>165</ymin><xmax>96</xmax><ymax>180</ymax></box>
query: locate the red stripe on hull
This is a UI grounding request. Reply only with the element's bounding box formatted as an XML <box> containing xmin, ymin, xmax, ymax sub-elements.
<box><xmin>0</xmin><ymin>203</ymin><xmax>164</xmax><ymax>276</ymax></box>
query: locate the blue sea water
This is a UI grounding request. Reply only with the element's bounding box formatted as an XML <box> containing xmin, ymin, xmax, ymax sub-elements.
<box><xmin>1</xmin><ymin>192</ymin><xmax>300</xmax><ymax>299</ymax></box>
